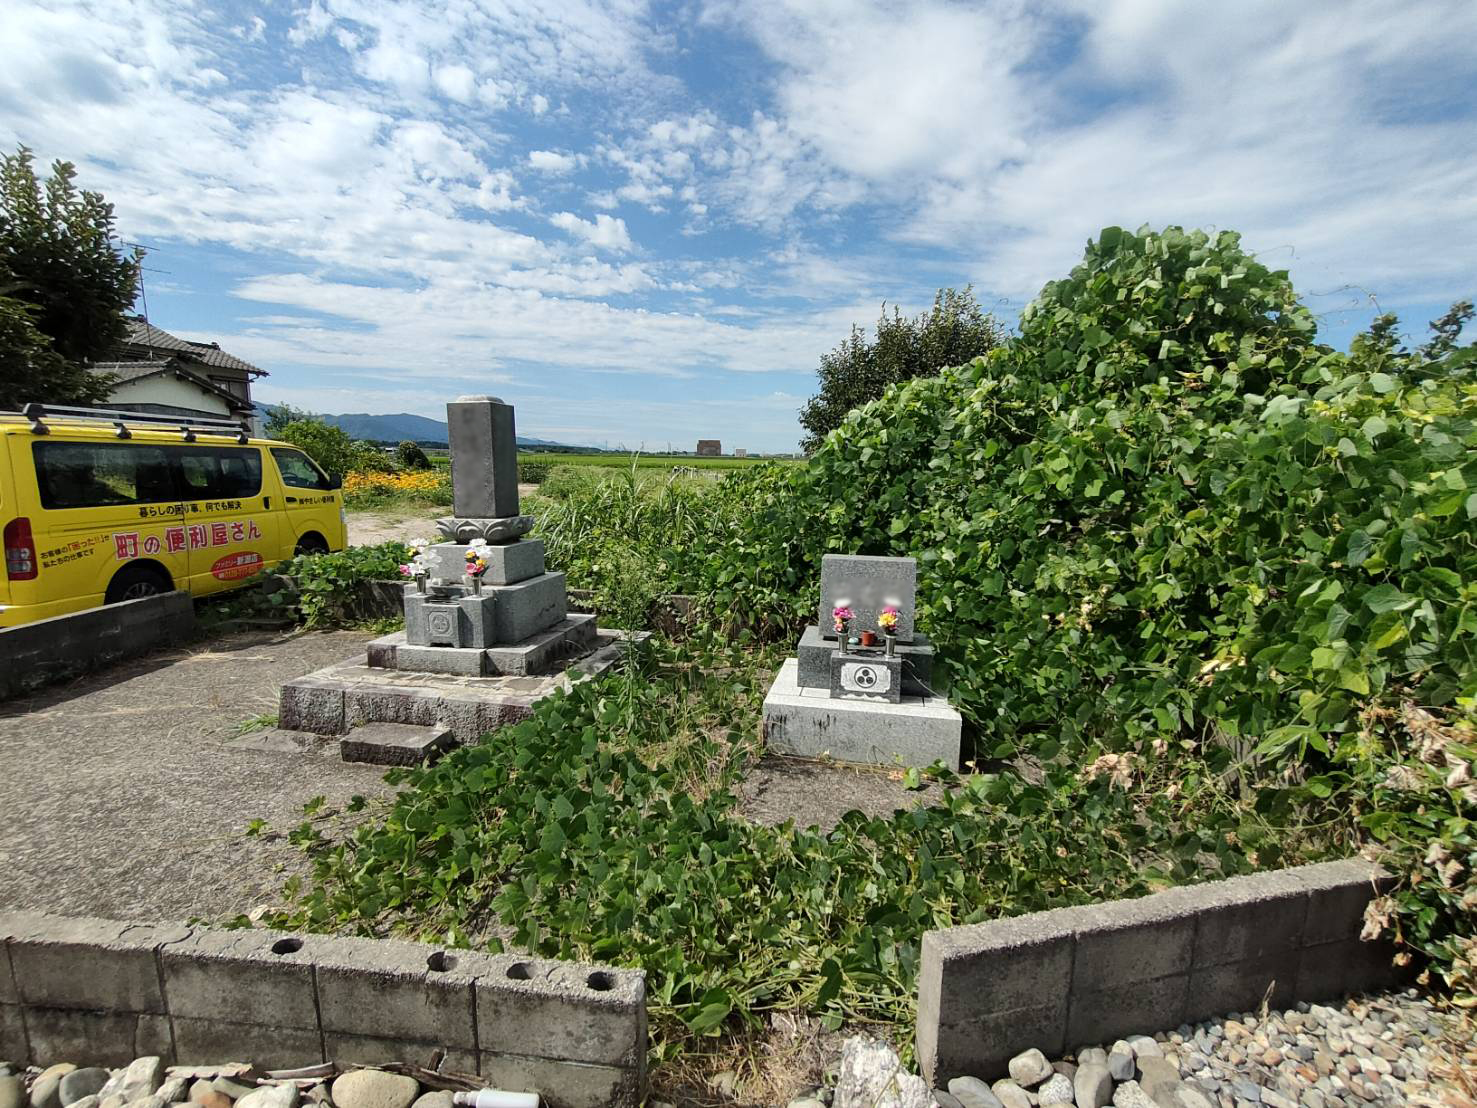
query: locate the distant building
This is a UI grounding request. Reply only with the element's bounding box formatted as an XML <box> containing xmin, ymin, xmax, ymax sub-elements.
<box><xmin>88</xmin><ymin>316</ymin><xmax>267</xmax><ymax>427</ymax></box>
<box><xmin>696</xmin><ymin>439</ymin><xmax>722</xmax><ymax>457</ymax></box>
<box><xmin>733</xmin><ymin>448</ymin><xmax>747</xmax><ymax>458</ymax></box>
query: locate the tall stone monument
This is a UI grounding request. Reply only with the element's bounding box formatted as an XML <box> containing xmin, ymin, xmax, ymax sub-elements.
<box><xmin>275</xmin><ymin>396</ymin><xmax>622</xmax><ymax>765</ymax></box>
<box><xmin>391</xmin><ymin>395</ymin><xmax>595</xmax><ymax>672</ymax></box>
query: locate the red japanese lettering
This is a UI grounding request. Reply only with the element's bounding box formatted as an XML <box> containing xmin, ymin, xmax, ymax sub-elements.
<box><xmin>211</xmin><ymin>523</ymin><xmax>228</xmax><ymax>546</ymax></box>
<box><xmin>143</xmin><ymin>535</ymin><xmax>162</xmax><ymax>555</ymax></box>
<box><xmin>166</xmin><ymin>527</ymin><xmax>187</xmax><ymax>553</ymax></box>
<box><xmin>188</xmin><ymin>524</ymin><xmax>208</xmax><ymax>550</ymax></box>
<box><xmin>113</xmin><ymin>533</ymin><xmax>139</xmax><ymax>559</ymax></box>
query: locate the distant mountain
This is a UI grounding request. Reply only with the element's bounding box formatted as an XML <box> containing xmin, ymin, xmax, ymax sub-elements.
<box><xmin>256</xmin><ymin>404</ymin><xmax>578</xmax><ymax>449</ymax></box>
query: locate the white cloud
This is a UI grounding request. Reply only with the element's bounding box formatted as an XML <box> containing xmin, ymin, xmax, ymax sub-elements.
<box><xmin>549</xmin><ymin>212</ymin><xmax>635</xmax><ymax>253</ymax></box>
<box><xmin>528</xmin><ymin>149</ymin><xmax>579</xmax><ymax>173</ymax></box>
<box><xmin>433</xmin><ymin>64</ymin><xmax>476</xmax><ymax>102</ymax></box>
<box><xmin>530</xmin><ymin>93</ymin><xmax>550</xmax><ymax>116</ymax></box>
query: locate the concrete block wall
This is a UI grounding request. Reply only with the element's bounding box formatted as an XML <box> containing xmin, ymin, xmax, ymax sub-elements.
<box><xmin>0</xmin><ymin>591</ymin><xmax>195</xmax><ymax>700</ymax></box>
<box><xmin>0</xmin><ymin>912</ymin><xmax>645</xmax><ymax>1108</ymax></box>
<box><xmin>917</xmin><ymin>859</ymin><xmax>1406</xmax><ymax>1086</ymax></box>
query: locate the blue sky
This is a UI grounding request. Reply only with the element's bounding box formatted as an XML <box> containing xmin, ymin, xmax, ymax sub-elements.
<box><xmin>2</xmin><ymin>1</ymin><xmax>1475</xmax><ymax>452</ymax></box>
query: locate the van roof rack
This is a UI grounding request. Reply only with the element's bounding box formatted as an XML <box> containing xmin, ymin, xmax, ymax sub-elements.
<box><xmin>17</xmin><ymin>403</ymin><xmax>253</xmax><ymax>443</ymax></box>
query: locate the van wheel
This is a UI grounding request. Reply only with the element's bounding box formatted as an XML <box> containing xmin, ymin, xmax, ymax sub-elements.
<box><xmin>106</xmin><ymin>563</ymin><xmax>172</xmax><ymax>604</ymax></box>
<box><xmin>294</xmin><ymin>533</ymin><xmax>330</xmax><ymax>556</ymax></box>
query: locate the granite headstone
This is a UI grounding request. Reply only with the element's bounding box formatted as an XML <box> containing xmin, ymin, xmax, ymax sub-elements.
<box><xmin>818</xmin><ymin>553</ymin><xmax>916</xmax><ymax>642</ymax></box>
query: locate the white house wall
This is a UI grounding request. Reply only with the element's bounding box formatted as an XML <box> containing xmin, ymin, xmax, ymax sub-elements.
<box><xmin>109</xmin><ymin>374</ymin><xmax>233</xmax><ymax>417</ymax></box>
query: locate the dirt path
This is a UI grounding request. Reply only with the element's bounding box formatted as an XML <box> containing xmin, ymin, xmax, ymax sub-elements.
<box><xmin>347</xmin><ymin>484</ymin><xmax>538</xmax><ymax>547</ymax></box>
<box><xmin>0</xmin><ymin>628</ymin><xmax>395</xmax><ymax>925</ymax></box>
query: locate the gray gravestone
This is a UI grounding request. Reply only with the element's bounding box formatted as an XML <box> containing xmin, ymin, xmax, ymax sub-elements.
<box><xmin>448</xmin><ymin>395</ymin><xmax>520</xmax><ymax>519</ymax></box>
<box><xmin>818</xmin><ymin>554</ymin><xmax>916</xmax><ymax>642</ymax></box>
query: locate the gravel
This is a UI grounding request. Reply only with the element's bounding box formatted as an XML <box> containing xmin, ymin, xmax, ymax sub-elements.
<box><xmin>927</xmin><ymin>989</ymin><xmax>1458</xmax><ymax>1108</ymax></box>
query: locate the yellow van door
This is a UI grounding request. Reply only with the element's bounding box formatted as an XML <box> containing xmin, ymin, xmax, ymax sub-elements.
<box><xmin>174</xmin><ymin>444</ymin><xmax>283</xmax><ymax>596</ymax></box>
<box><xmin>29</xmin><ymin>438</ymin><xmax>190</xmax><ymax>610</ymax></box>
<box><xmin>267</xmin><ymin>447</ymin><xmax>344</xmax><ymax>554</ymax></box>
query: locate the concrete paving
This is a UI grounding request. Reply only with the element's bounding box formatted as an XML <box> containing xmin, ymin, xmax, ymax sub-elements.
<box><xmin>0</xmin><ymin>629</ymin><xmax>397</xmax><ymax>925</ymax></box>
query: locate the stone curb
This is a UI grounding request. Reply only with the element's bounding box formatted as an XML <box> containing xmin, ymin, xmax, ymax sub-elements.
<box><xmin>0</xmin><ymin>591</ymin><xmax>196</xmax><ymax>701</ymax></box>
<box><xmin>916</xmin><ymin>859</ymin><xmax>1408</xmax><ymax>1086</ymax></box>
<box><xmin>0</xmin><ymin>912</ymin><xmax>645</xmax><ymax>1108</ymax></box>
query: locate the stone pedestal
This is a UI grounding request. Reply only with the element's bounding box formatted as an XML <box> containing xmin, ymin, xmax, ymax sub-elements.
<box><xmin>830</xmin><ymin>651</ymin><xmax>904</xmax><ymax>703</ymax></box>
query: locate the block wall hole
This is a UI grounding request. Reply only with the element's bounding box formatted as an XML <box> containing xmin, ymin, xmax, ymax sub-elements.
<box><xmin>587</xmin><ymin>971</ymin><xmax>614</xmax><ymax>991</ymax></box>
<box><xmin>427</xmin><ymin>951</ymin><xmax>457</xmax><ymax>972</ymax></box>
<box><xmin>506</xmin><ymin>961</ymin><xmax>532</xmax><ymax>980</ymax></box>
<box><xmin>271</xmin><ymin>937</ymin><xmax>303</xmax><ymax>955</ymax></box>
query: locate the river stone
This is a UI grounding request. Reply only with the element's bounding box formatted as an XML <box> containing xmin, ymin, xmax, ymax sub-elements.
<box><xmin>832</xmin><ymin>1037</ymin><xmax>932</xmax><ymax>1108</ymax></box>
<box><xmin>932</xmin><ymin>1092</ymin><xmax>964</xmax><ymax>1108</ymax></box>
<box><xmin>1170</xmin><ymin>1088</ymin><xmax>1214</xmax><ymax>1108</ymax></box>
<box><xmin>1107</xmin><ymin>1052</ymin><xmax>1135</xmax><ymax>1083</ymax></box>
<box><xmin>1128</xmin><ymin>1037</ymin><xmax>1162</xmax><ymax>1059</ymax></box>
<box><xmin>946</xmin><ymin>1077</ymin><xmax>1003</xmax><ymax>1108</ymax></box>
<box><xmin>1074</xmin><ymin>1062</ymin><xmax>1113</xmax><ymax>1108</ymax></box>
<box><xmin>990</xmin><ymin>1081</ymin><xmax>1031</xmax><ymax>1108</ymax></box>
<box><xmin>1137</xmin><ymin>1057</ymin><xmax>1180</xmax><ymax>1100</ymax></box>
<box><xmin>66</xmin><ymin>1099</ymin><xmax>97</xmax><ymax>1108</ymax></box>
<box><xmin>60</xmin><ymin>1071</ymin><xmax>109</xmax><ymax>1108</ymax></box>
<box><xmin>36</xmin><ymin>1070</ymin><xmax>83</xmax><ymax>1108</ymax></box>
<box><xmin>1008</xmin><ymin>1049</ymin><xmax>1053</xmax><ymax>1088</ymax></box>
<box><xmin>329</xmin><ymin>1074</ymin><xmax>416</xmax><ymax>1108</ymax></box>
<box><xmin>234</xmin><ymin>1088</ymin><xmax>297</xmax><ymax>1108</ymax></box>
<box><xmin>115</xmin><ymin>1059</ymin><xmax>163</xmax><ymax>1105</ymax></box>
<box><xmin>1079</xmin><ymin>1048</ymin><xmax>1109</xmax><ymax>1068</ymax></box>
<box><xmin>186</xmin><ymin>1088</ymin><xmax>229</xmax><ymax>1108</ymax></box>
<box><xmin>409</xmin><ymin>1095</ymin><xmax>452</xmax><ymax>1108</ymax></box>
<box><xmin>1111</xmin><ymin>1082</ymin><xmax>1156</xmax><ymax>1108</ymax></box>
<box><xmin>1038</xmin><ymin>1074</ymin><xmax>1073</xmax><ymax>1105</ymax></box>
<box><xmin>154</xmin><ymin>1082</ymin><xmax>187</xmax><ymax>1107</ymax></box>
<box><xmin>1</xmin><ymin>1076</ymin><xmax>24</xmax><ymax>1108</ymax></box>
<box><xmin>209</xmin><ymin>1082</ymin><xmax>254</xmax><ymax>1102</ymax></box>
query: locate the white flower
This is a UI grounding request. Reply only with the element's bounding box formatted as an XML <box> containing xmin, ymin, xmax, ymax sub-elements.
<box><xmin>468</xmin><ymin>538</ymin><xmax>490</xmax><ymax>550</ymax></box>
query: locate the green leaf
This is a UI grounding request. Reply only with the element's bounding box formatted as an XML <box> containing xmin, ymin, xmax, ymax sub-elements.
<box><xmin>1362</xmin><ymin>584</ymin><xmax>1415</xmax><ymax>614</ymax></box>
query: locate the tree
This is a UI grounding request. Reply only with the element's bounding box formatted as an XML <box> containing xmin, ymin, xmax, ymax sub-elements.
<box><xmin>798</xmin><ymin>286</ymin><xmax>1002</xmax><ymax>451</ymax></box>
<box><xmin>396</xmin><ymin>440</ymin><xmax>432</xmax><ymax>469</ymax></box>
<box><xmin>276</xmin><ymin>418</ymin><xmax>358</xmax><ymax>479</ymax></box>
<box><xmin>264</xmin><ymin>403</ymin><xmax>312</xmax><ymax>436</ymax></box>
<box><xmin>0</xmin><ymin>146</ymin><xmax>139</xmax><ymax>408</ymax></box>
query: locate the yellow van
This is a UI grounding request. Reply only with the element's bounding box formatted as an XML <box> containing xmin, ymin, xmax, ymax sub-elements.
<box><xmin>0</xmin><ymin>404</ymin><xmax>347</xmax><ymax>627</ymax></box>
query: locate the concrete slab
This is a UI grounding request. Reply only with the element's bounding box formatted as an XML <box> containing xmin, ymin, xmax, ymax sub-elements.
<box><xmin>762</xmin><ymin>658</ymin><xmax>961</xmax><ymax>770</ymax></box>
<box><xmin>339</xmin><ymin>722</ymin><xmax>456</xmax><ymax>766</ymax></box>
<box><xmin>277</xmin><ymin>632</ymin><xmax>631</xmax><ymax>743</ymax></box>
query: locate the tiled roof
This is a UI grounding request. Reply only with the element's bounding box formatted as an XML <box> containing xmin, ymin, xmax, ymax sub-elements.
<box><xmin>122</xmin><ymin>317</ymin><xmax>268</xmax><ymax>376</ymax></box>
<box><xmin>89</xmin><ymin>357</ymin><xmax>254</xmax><ymax>412</ymax></box>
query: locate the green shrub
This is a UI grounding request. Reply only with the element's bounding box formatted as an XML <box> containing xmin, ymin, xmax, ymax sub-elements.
<box><xmin>687</xmin><ymin>225</ymin><xmax>1477</xmax><ymax>992</ymax></box>
<box><xmin>275</xmin><ymin>418</ymin><xmax>357</xmax><ymax>479</ymax></box>
<box><xmin>518</xmin><ymin>460</ymin><xmax>551</xmax><ymax>484</ymax></box>
<box><xmin>396</xmin><ymin>440</ymin><xmax>432</xmax><ymax>469</ymax></box>
<box><xmin>278</xmin><ymin>541</ymin><xmax>410</xmax><ymax>626</ymax></box>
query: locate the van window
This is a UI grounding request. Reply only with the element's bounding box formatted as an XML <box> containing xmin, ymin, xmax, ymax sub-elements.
<box><xmin>270</xmin><ymin>448</ymin><xmax>333</xmax><ymax>490</ymax></box>
<box><xmin>34</xmin><ymin>442</ymin><xmax>177</xmax><ymax>509</ymax></box>
<box><xmin>177</xmin><ymin>447</ymin><xmax>262</xmax><ymax>500</ymax></box>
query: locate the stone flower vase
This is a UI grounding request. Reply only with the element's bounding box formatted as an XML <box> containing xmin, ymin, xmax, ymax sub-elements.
<box><xmin>837</xmin><ymin>622</ymin><xmax>850</xmax><ymax>653</ymax></box>
<box><xmin>471</xmin><ymin>575</ymin><xmax>483</xmax><ymax>595</ymax></box>
<box><xmin>884</xmin><ymin>632</ymin><xmax>896</xmax><ymax>657</ymax></box>
<box><xmin>415</xmin><ymin>576</ymin><xmax>427</xmax><ymax>594</ymax></box>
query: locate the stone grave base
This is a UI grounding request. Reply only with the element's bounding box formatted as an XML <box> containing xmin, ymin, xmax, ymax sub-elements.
<box><xmin>368</xmin><ymin>612</ymin><xmax>599</xmax><ymax>677</ymax></box>
<box><xmin>761</xmin><ymin>657</ymin><xmax>962</xmax><ymax>770</ymax></box>
<box><xmin>276</xmin><ymin>631</ymin><xmax>631</xmax><ymax>759</ymax></box>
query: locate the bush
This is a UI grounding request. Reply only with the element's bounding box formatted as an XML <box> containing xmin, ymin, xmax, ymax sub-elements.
<box><xmin>689</xmin><ymin>225</ymin><xmax>1477</xmax><ymax>993</ymax></box>
<box><xmin>397</xmin><ymin>440</ymin><xmax>432</xmax><ymax>469</ymax></box>
<box><xmin>275</xmin><ymin>418</ymin><xmax>357</xmax><ymax>479</ymax></box>
<box><xmin>518</xmin><ymin>460</ymin><xmax>551</xmax><ymax>485</ymax></box>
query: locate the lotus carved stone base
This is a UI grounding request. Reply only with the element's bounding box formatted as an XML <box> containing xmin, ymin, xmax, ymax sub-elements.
<box><xmin>434</xmin><ymin>515</ymin><xmax>535</xmax><ymax>543</ymax></box>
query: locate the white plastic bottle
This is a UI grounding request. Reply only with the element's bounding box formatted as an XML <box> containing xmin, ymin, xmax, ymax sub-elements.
<box><xmin>451</xmin><ymin>1090</ymin><xmax>540</xmax><ymax>1108</ymax></box>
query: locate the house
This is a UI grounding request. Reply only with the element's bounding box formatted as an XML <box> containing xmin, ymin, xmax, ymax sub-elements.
<box><xmin>89</xmin><ymin>317</ymin><xmax>266</xmax><ymax>427</ymax></box>
<box><xmin>696</xmin><ymin>439</ymin><xmax>722</xmax><ymax>457</ymax></box>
